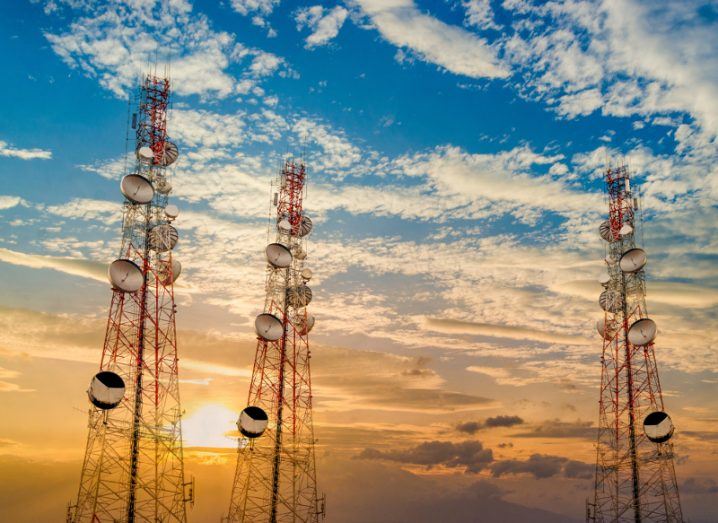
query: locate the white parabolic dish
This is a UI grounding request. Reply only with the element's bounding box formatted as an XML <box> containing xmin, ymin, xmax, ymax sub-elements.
<box><xmin>108</xmin><ymin>259</ymin><xmax>143</xmax><ymax>292</ymax></box>
<box><xmin>298</xmin><ymin>215</ymin><xmax>313</xmax><ymax>237</ymax></box>
<box><xmin>599</xmin><ymin>290</ymin><xmax>622</xmax><ymax>313</ymax></box>
<box><xmin>266</xmin><ymin>243</ymin><xmax>293</xmax><ymax>268</ymax></box>
<box><xmin>255</xmin><ymin>313</ymin><xmax>284</xmax><ymax>341</ymax></box>
<box><xmin>160</xmin><ymin>258</ymin><xmax>181</xmax><ymax>284</ymax></box>
<box><xmin>643</xmin><ymin>411</ymin><xmax>674</xmax><ymax>443</ymax></box>
<box><xmin>88</xmin><ymin>371</ymin><xmax>125</xmax><ymax>410</ymax></box>
<box><xmin>302</xmin><ymin>314</ymin><xmax>316</xmax><ymax>334</ymax></box>
<box><xmin>598</xmin><ymin>273</ymin><xmax>611</xmax><ymax>286</ymax></box>
<box><xmin>238</xmin><ymin>406</ymin><xmax>269</xmax><ymax>439</ymax></box>
<box><xmin>596</xmin><ymin>318</ymin><xmax>616</xmax><ymax>340</ymax></box>
<box><xmin>619</xmin><ymin>248</ymin><xmax>647</xmax><ymax>273</ymax></box>
<box><xmin>165</xmin><ymin>204</ymin><xmax>180</xmax><ymax>219</ymax></box>
<box><xmin>161</xmin><ymin>141</ymin><xmax>179</xmax><ymax>166</ymax></box>
<box><xmin>149</xmin><ymin>224</ymin><xmax>178</xmax><ymax>252</ymax></box>
<box><xmin>599</xmin><ymin>220</ymin><xmax>612</xmax><ymax>242</ymax></box>
<box><xmin>137</xmin><ymin>146</ymin><xmax>154</xmax><ymax>161</ymax></box>
<box><xmin>619</xmin><ymin>224</ymin><xmax>634</xmax><ymax>236</ymax></box>
<box><xmin>628</xmin><ymin>318</ymin><xmax>657</xmax><ymax>346</ymax></box>
<box><xmin>121</xmin><ymin>174</ymin><xmax>154</xmax><ymax>204</ymax></box>
<box><xmin>301</xmin><ymin>268</ymin><xmax>313</xmax><ymax>281</ymax></box>
<box><xmin>288</xmin><ymin>285</ymin><xmax>312</xmax><ymax>307</ymax></box>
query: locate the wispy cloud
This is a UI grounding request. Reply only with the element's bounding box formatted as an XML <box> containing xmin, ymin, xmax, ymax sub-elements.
<box><xmin>0</xmin><ymin>140</ymin><xmax>52</xmax><ymax>160</ymax></box>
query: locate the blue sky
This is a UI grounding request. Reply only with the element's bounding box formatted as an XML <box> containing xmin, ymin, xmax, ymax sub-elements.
<box><xmin>1</xmin><ymin>1</ymin><xmax>717</xmax><ymax>522</ymax></box>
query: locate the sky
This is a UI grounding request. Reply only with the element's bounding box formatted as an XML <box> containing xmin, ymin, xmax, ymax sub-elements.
<box><xmin>0</xmin><ymin>0</ymin><xmax>717</xmax><ymax>521</ymax></box>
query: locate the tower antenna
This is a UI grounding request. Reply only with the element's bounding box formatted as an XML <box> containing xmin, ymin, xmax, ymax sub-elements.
<box><xmin>587</xmin><ymin>161</ymin><xmax>683</xmax><ymax>522</ymax></box>
<box><xmin>66</xmin><ymin>73</ymin><xmax>191</xmax><ymax>523</ymax></box>
<box><xmin>226</xmin><ymin>157</ymin><xmax>325</xmax><ymax>522</ymax></box>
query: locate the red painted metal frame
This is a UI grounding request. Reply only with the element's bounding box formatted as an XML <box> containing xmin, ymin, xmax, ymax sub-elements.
<box><xmin>67</xmin><ymin>75</ymin><xmax>190</xmax><ymax>523</ymax></box>
<box><xmin>587</xmin><ymin>166</ymin><xmax>683</xmax><ymax>523</ymax></box>
<box><xmin>226</xmin><ymin>160</ymin><xmax>323</xmax><ymax>523</ymax></box>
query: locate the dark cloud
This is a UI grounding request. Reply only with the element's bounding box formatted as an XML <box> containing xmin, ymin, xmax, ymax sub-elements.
<box><xmin>512</xmin><ymin>419</ymin><xmax>595</xmax><ymax>439</ymax></box>
<box><xmin>323</xmin><ymin>458</ymin><xmax>578</xmax><ymax>523</ymax></box>
<box><xmin>490</xmin><ymin>454</ymin><xmax>593</xmax><ymax>480</ymax></box>
<box><xmin>456</xmin><ymin>421</ymin><xmax>483</xmax><ymax>434</ymax></box>
<box><xmin>456</xmin><ymin>415</ymin><xmax>524</xmax><ymax>434</ymax></box>
<box><xmin>358</xmin><ymin>440</ymin><xmax>494</xmax><ymax>473</ymax></box>
<box><xmin>681</xmin><ymin>478</ymin><xmax>718</xmax><ymax>494</ymax></box>
<box><xmin>485</xmin><ymin>415</ymin><xmax>524</xmax><ymax>428</ymax></box>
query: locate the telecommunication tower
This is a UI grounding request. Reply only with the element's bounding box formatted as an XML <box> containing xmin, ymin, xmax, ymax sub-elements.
<box><xmin>67</xmin><ymin>74</ymin><xmax>192</xmax><ymax>523</ymax></box>
<box><xmin>587</xmin><ymin>164</ymin><xmax>683</xmax><ymax>522</ymax></box>
<box><xmin>226</xmin><ymin>159</ymin><xmax>325</xmax><ymax>523</ymax></box>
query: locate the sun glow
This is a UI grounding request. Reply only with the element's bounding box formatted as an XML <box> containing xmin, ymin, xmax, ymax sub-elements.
<box><xmin>182</xmin><ymin>404</ymin><xmax>238</xmax><ymax>448</ymax></box>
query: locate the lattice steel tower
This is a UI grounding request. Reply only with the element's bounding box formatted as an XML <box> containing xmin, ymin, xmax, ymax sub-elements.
<box><xmin>226</xmin><ymin>159</ymin><xmax>325</xmax><ymax>523</ymax></box>
<box><xmin>587</xmin><ymin>164</ymin><xmax>683</xmax><ymax>522</ymax></box>
<box><xmin>67</xmin><ymin>74</ymin><xmax>192</xmax><ymax>523</ymax></box>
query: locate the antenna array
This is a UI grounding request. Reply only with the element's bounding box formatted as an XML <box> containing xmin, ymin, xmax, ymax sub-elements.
<box><xmin>226</xmin><ymin>159</ymin><xmax>325</xmax><ymax>523</ymax></box>
<box><xmin>66</xmin><ymin>75</ymin><xmax>191</xmax><ymax>523</ymax></box>
<box><xmin>587</xmin><ymin>164</ymin><xmax>683</xmax><ymax>522</ymax></box>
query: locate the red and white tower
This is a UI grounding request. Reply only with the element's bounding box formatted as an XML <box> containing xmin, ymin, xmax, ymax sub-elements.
<box><xmin>226</xmin><ymin>159</ymin><xmax>325</xmax><ymax>523</ymax></box>
<box><xmin>587</xmin><ymin>164</ymin><xmax>683</xmax><ymax>522</ymax></box>
<box><xmin>67</xmin><ymin>74</ymin><xmax>192</xmax><ymax>523</ymax></box>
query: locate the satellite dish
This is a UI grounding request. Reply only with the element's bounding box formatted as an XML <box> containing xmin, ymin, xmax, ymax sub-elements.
<box><xmin>596</xmin><ymin>318</ymin><xmax>617</xmax><ymax>340</ymax></box>
<box><xmin>294</xmin><ymin>247</ymin><xmax>307</xmax><ymax>260</ymax></box>
<box><xmin>108</xmin><ymin>259</ymin><xmax>143</xmax><ymax>292</ymax></box>
<box><xmin>137</xmin><ymin>146</ymin><xmax>154</xmax><ymax>162</ymax></box>
<box><xmin>156</xmin><ymin>178</ymin><xmax>172</xmax><ymax>195</ymax></box>
<box><xmin>265</xmin><ymin>243</ymin><xmax>292</xmax><ymax>268</ymax></box>
<box><xmin>619</xmin><ymin>224</ymin><xmax>634</xmax><ymax>236</ymax></box>
<box><xmin>88</xmin><ymin>371</ymin><xmax>125</xmax><ymax>410</ymax></box>
<box><xmin>161</xmin><ymin>141</ymin><xmax>179</xmax><ymax>166</ymax></box>
<box><xmin>277</xmin><ymin>219</ymin><xmax>291</xmax><ymax>233</ymax></box>
<box><xmin>599</xmin><ymin>290</ymin><xmax>622</xmax><ymax>313</ymax></box>
<box><xmin>165</xmin><ymin>204</ymin><xmax>180</xmax><ymax>219</ymax></box>
<box><xmin>149</xmin><ymin>224</ymin><xmax>178</xmax><ymax>252</ymax></box>
<box><xmin>287</xmin><ymin>285</ymin><xmax>313</xmax><ymax>308</ymax></box>
<box><xmin>598</xmin><ymin>273</ymin><xmax>610</xmax><ymax>287</ymax></box>
<box><xmin>643</xmin><ymin>411</ymin><xmax>674</xmax><ymax>443</ymax></box>
<box><xmin>605</xmin><ymin>254</ymin><xmax>617</xmax><ymax>265</ymax></box>
<box><xmin>298</xmin><ymin>215</ymin><xmax>313</xmax><ymax>237</ymax></box>
<box><xmin>238</xmin><ymin>406</ymin><xmax>269</xmax><ymax>439</ymax></box>
<box><xmin>171</xmin><ymin>258</ymin><xmax>181</xmax><ymax>282</ymax></box>
<box><xmin>121</xmin><ymin>174</ymin><xmax>154</xmax><ymax>204</ymax></box>
<box><xmin>620</xmin><ymin>248</ymin><xmax>647</xmax><ymax>273</ymax></box>
<box><xmin>298</xmin><ymin>314</ymin><xmax>315</xmax><ymax>335</ymax></box>
<box><xmin>301</xmin><ymin>268</ymin><xmax>313</xmax><ymax>281</ymax></box>
<box><xmin>255</xmin><ymin>313</ymin><xmax>284</xmax><ymax>341</ymax></box>
<box><xmin>599</xmin><ymin>220</ymin><xmax>613</xmax><ymax>242</ymax></box>
<box><xmin>628</xmin><ymin>318</ymin><xmax>657</xmax><ymax>346</ymax></box>
<box><xmin>160</xmin><ymin>258</ymin><xmax>182</xmax><ymax>285</ymax></box>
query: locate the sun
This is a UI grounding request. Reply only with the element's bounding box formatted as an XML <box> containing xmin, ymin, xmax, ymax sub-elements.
<box><xmin>182</xmin><ymin>404</ymin><xmax>238</xmax><ymax>448</ymax></box>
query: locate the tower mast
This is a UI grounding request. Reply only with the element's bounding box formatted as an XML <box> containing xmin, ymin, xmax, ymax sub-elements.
<box><xmin>588</xmin><ymin>163</ymin><xmax>683</xmax><ymax>522</ymax></box>
<box><xmin>67</xmin><ymin>74</ymin><xmax>191</xmax><ymax>523</ymax></box>
<box><xmin>226</xmin><ymin>159</ymin><xmax>324</xmax><ymax>523</ymax></box>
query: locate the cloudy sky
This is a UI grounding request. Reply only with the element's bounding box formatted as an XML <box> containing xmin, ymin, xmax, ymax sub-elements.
<box><xmin>1</xmin><ymin>0</ymin><xmax>717</xmax><ymax>521</ymax></box>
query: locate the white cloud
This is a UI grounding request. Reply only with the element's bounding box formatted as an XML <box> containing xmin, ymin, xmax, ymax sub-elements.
<box><xmin>352</xmin><ymin>0</ymin><xmax>508</xmax><ymax>78</ymax></box>
<box><xmin>296</xmin><ymin>5</ymin><xmax>349</xmax><ymax>48</ymax></box>
<box><xmin>231</xmin><ymin>0</ymin><xmax>278</xmax><ymax>16</ymax></box>
<box><xmin>0</xmin><ymin>140</ymin><xmax>52</xmax><ymax>160</ymax></box>
<box><xmin>0</xmin><ymin>196</ymin><xmax>27</xmax><ymax>210</ymax></box>
<box><xmin>463</xmin><ymin>0</ymin><xmax>501</xmax><ymax>31</ymax></box>
<box><xmin>45</xmin><ymin>198</ymin><xmax>120</xmax><ymax>222</ymax></box>
<box><xmin>502</xmin><ymin>0</ymin><xmax>718</xmax><ymax>136</ymax></box>
<box><xmin>44</xmin><ymin>0</ymin><xmax>287</xmax><ymax>99</ymax></box>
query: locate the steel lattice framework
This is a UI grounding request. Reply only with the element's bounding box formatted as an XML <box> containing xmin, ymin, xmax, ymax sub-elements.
<box><xmin>226</xmin><ymin>160</ymin><xmax>325</xmax><ymax>523</ymax></box>
<box><xmin>67</xmin><ymin>75</ymin><xmax>191</xmax><ymax>523</ymax></box>
<box><xmin>587</xmin><ymin>165</ymin><xmax>683</xmax><ymax>523</ymax></box>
